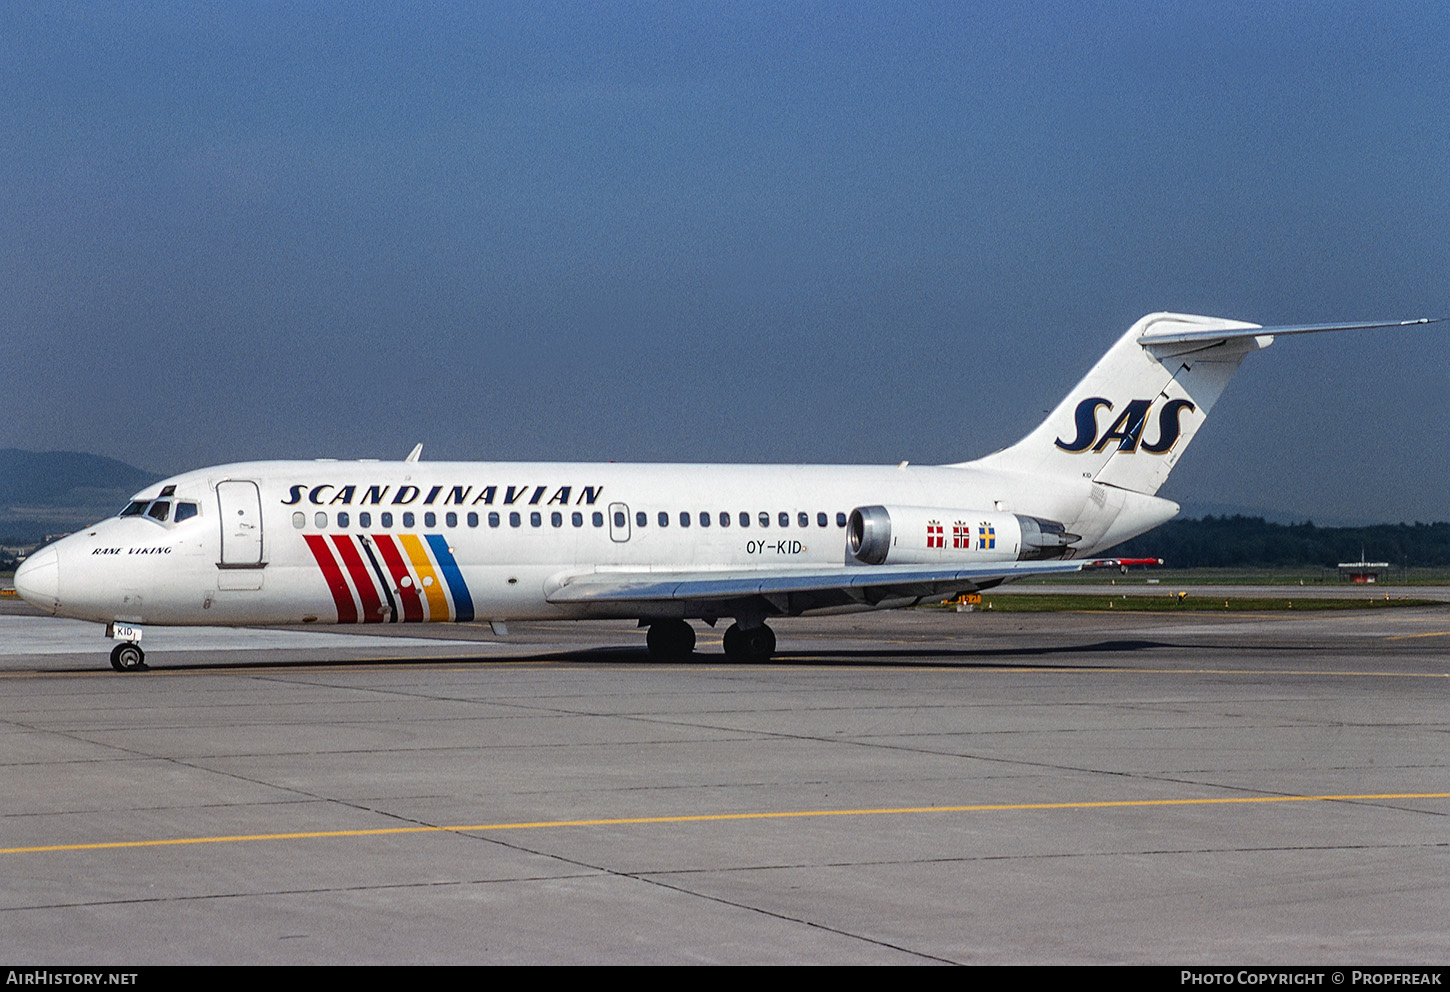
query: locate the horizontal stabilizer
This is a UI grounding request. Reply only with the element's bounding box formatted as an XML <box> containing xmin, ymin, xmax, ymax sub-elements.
<box><xmin>1139</xmin><ymin>317</ymin><xmax>1439</xmax><ymax>347</ymax></box>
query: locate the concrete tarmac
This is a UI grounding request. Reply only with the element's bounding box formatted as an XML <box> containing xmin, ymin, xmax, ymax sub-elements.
<box><xmin>1</xmin><ymin>598</ymin><xmax>1447</xmax><ymax>964</ymax></box>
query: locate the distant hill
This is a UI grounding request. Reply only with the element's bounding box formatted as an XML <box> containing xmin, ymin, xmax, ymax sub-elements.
<box><xmin>1111</xmin><ymin>515</ymin><xmax>1450</xmax><ymax>569</ymax></box>
<box><xmin>0</xmin><ymin>449</ymin><xmax>162</xmax><ymax>542</ymax></box>
<box><xmin>1169</xmin><ymin>499</ymin><xmax>1381</xmax><ymax>529</ymax></box>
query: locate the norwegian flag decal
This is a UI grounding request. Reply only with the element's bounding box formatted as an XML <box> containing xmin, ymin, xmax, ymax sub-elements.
<box><xmin>952</xmin><ymin>521</ymin><xmax>970</xmax><ymax>549</ymax></box>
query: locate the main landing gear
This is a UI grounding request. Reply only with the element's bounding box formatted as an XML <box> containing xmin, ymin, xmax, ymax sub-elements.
<box><xmin>109</xmin><ymin>642</ymin><xmax>148</xmax><ymax>672</ymax></box>
<box><xmin>722</xmin><ymin>622</ymin><xmax>775</xmax><ymax>663</ymax></box>
<box><xmin>644</xmin><ymin>619</ymin><xmax>778</xmax><ymax>662</ymax></box>
<box><xmin>645</xmin><ymin>619</ymin><xmax>696</xmax><ymax>661</ymax></box>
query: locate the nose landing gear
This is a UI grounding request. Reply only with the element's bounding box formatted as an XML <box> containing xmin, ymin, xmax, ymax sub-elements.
<box><xmin>109</xmin><ymin>642</ymin><xmax>148</xmax><ymax>672</ymax></box>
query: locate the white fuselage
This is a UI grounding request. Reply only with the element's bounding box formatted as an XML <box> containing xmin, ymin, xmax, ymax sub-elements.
<box><xmin>18</xmin><ymin>458</ymin><xmax>1173</xmax><ymax>628</ymax></box>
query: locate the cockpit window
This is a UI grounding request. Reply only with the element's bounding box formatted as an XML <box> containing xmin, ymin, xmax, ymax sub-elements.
<box><xmin>122</xmin><ymin>496</ymin><xmax>196</xmax><ymax>524</ymax></box>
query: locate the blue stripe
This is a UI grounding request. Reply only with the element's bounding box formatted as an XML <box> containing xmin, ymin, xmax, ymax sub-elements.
<box><xmin>425</xmin><ymin>534</ymin><xmax>474</xmax><ymax>622</ymax></box>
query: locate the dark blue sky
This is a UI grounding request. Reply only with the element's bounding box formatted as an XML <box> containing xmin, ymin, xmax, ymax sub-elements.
<box><xmin>3</xmin><ymin>2</ymin><xmax>1446</xmax><ymax>522</ymax></box>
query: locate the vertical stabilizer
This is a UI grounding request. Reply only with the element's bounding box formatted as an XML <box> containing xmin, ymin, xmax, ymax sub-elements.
<box><xmin>967</xmin><ymin>313</ymin><xmax>1270</xmax><ymax>496</ymax></box>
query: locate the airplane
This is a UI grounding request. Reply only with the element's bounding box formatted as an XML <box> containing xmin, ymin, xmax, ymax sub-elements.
<box><xmin>13</xmin><ymin>312</ymin><xmax>1436</xmax><ymax>672</ymax></box>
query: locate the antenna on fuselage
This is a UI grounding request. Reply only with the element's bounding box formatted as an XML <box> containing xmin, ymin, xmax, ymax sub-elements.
<box><xmin>404</xmin><ymin>443</ymin><xmax>423</xmax><ymax>463</ymax></box>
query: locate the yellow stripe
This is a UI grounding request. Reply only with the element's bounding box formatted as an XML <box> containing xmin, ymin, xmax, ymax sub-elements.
<box><xmin>398</xmin><ymin>533</ymin><xmax>450</xmax><ymax>621</ymax></box>
<box><xmin>4</xmin><ymin>792</ymin><xmax>1446</xmax><ymax>857</ymax></box>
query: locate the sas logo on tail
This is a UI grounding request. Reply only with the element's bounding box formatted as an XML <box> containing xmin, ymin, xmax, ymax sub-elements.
<box><xmin>1054</xmin><ymin>397</ymin><xmax>1197</xmax><ymax>454</ymax></box>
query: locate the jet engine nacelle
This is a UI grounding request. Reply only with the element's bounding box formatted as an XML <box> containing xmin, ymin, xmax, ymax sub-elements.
<box><xmin>847</xmin><ymin>505</ymin><xmax>1079</xmax><ymax>565</ymax></box>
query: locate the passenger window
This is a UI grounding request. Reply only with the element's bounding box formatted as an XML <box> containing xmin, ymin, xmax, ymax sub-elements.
<box><xmin>403</xmin><ymin>512</ymin><xmax>415</xmax><ymax>528</ymax></box>
<box><xmin>510</xmin><ymin>512</ymin><xmax>521</xmax><ymax>527</ymax></box>
<box><xmin>719</xmin><ymin>512</ymin><xmax>730</xmax><ymax>527</ymax></box>
<box><xmin>836</xmin><ymin>512</ymin><xmax>847</xmax><ymax>527</ymax></box>
<box><xmin>572</xmin><ymin>511</ymin><xmax>583</xmax><ymax>527</ymax></box>
<box><xmin>658</xmin><ymin>511</ymin><xmax>668</xmax><ymax>527</ymax></box>
<box><xmin>613</xmin><ymin>511</ymin><xmax>625</xmax><ymax>527</ymax></box>
<box><xmin>797</xmin><ymin>512</ymin><xmax>808</xmax><ymax>528</ymax></box>
<box><xmin>592</xmin><ymin>511</ymin><xmax>604</xmax><ymax>527</ymax></box>
<box><xmin>489</xmin><ymin>512</ymin><xmax>501</xmax><ymax>527</ymax></box>
<box><xmin>337</xmin><ymin>511</ymin><xmax>350</xmax><ymax>528</ymax></box>
<box><xmin>175</xmin><ymin>502</ymin><xmax>199</xmax><ymax>523</ymax></box>
<box><xmin>817</xmin><ymin>512</ymin><xmax>827</xmax><ymax>527</ymax></box>
<box><xmin>699</xmin><ymin>512</ymin><xmax>710</xmax><ymax>528</ymax></box>
<box><xmin>424</xmin><ymin>512</ymin><xmax>436</xmax><ymax>528</ymax></box>
<box><xmin>530</xmin><ymin>511</ymin><xmax>542</xmax><ymax>527</ymax></box>
<box><xmin>551</xmin><ymin>511</ymin><xmax>563</xmax><ymax>527</ymax></box>
<box><xmin>446</xmin><ymin>512</ymin><xmax>458</xmax><ymax>528</ymax></box>
<box><xmin>292</xmin><ymin>512</ymin><xmax>305</xmax><ymax>529</ymax></box>
<box><xmin>636</xmin><ymin>511</ymin><xmax>647</xmax><ymax>527</ymax></box>
<box><xmin>680</xmin><ymin>512</ymin><xmax>691</xmax><ymax>528</ymax></box>
<box><xmin>382</xmin><ymin>512</ymin><xmax>394</xmax><ymax>528</ymax></box>
<box><xmin>739</xmin><ymin>512</ymin><xmax>750</xmax><ymax>528</ymax></box>
<box><xmin>147</xmin><ymin>501</ymin><xmax>171</xmax><ymax>522</ymax></box>
<box><xmin>759</xmin><ymin>511</ymin><xmax>770</xmax><ymax>527</ymax></box>
<box><xmin>360</xmin><ymin>512</ymin><xmax>372</xmax><ymax>528</ymax></box>
<box><xmin>315</xmin><ymin>511</ymin><xmax>327</xmax><ymax>528</ymax></box>
<box><xmin>467</xmin><ymin>512</ymin><xmax>478</xmax><ymax>527</ymax></box>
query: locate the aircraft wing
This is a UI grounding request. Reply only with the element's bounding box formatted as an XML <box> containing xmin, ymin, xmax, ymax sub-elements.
<box><xmin>545</xmin><ymin>558</ymin><xmax>1157</xmax><ymax>615</ymax></box>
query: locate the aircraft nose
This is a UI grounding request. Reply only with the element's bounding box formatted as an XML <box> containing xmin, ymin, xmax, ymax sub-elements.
<box><xmin>14</xmin><ymin>546</ymin><xmax>60</xmax><ymax>614</ymax></box>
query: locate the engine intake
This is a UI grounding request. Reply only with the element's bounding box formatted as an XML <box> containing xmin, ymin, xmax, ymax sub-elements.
<box><xmin>848</xmin><ymin>506</ymin><xmax>892</xmax><ymax>565</ymax></box>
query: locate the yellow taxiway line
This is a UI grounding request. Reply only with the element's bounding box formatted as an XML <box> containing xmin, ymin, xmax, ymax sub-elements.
<box><xmin>4</xmin><ymin>792</ymin><xmax>1447</xmax><ymax>857</ymax></box>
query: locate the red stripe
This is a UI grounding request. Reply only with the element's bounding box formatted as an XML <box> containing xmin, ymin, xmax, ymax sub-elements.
<box><xmin>330</xmin><ymin>535</ymin><xmax>385</xmax><ymax>624</ymax></box>
<box><xmin>370</xmin><ymin>534</ymin><xmax>424</xmax><ymax>622</ymax></box>
<box><xmin>303</xmin><ymin>534</ymin><xmax>358</xmax><ymax>624</ymax></box>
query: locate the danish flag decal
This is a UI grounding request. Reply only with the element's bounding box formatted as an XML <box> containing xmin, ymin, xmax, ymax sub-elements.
<box><xmin>926</xmin><ymin>520</ymin><xmax>944</xmax><ymax>549</ymax></box>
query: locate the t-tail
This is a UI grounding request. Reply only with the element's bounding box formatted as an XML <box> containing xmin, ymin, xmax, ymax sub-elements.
<box><xmin>969</xmin><ymin>312</ymin><xmax>1439</xmax><ymax>498</ymax></box>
